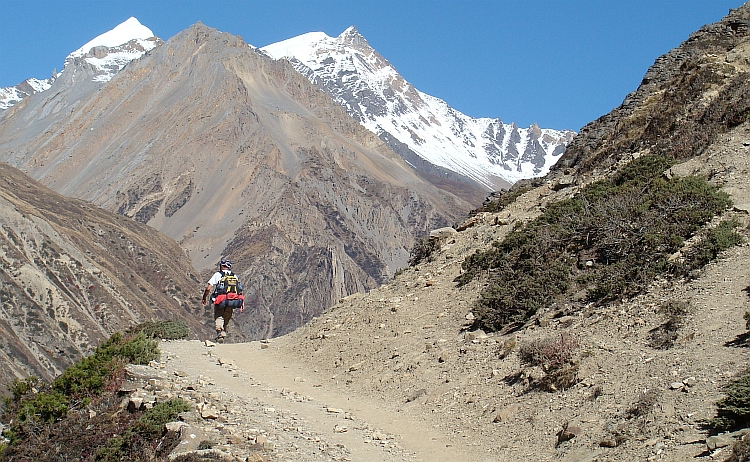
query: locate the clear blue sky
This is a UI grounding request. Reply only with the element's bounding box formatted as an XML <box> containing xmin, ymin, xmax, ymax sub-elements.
<box><xmin>0</xmin><ymin>0</ymin><xmax>743</xmax><ymax>131</ymax></box>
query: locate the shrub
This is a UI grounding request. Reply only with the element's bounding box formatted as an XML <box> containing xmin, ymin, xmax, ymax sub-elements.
<box><xmin>8</xmin><ymin>377</ymin><xmax>39</xmax><ymax>401</ymax></box>
<box><xmin>126</xmin><ymin>320</ymin><xmax>190</xmax><ymax>340</ymax></box>
<box><xmin>458</xmin><ymin>154</ymin><xmax>735</xmax><ymax>332</ymax></box>
<box><xmin>408</xmin><ymin>236</ymin><xmax>440</xmax><ymax>267</ymax></box>
<box><xmin>707</xmin><ymin>369</ymin><xmax>750</xmax><ymax>431</ymax></box>
<box><xmin>16</xmin><ymin>390</ymin><xmax>69</xmax><ymax>424</ymax></box>
<box><xmin>627</xmin><ymin>388</ymin><xmax>660</xmax><ymax>418</ymax></box>
<box><xmin>133</xmin><ymin>399</ymin><xmax>191</xmax><ymax>436</ymax></box>
<box><xmin>94</xmin><ymin>398</ymin><xmax>191</xmax><ymax>461</ymax></box>
<box><xmin>682</xmin><ymin>219</ymin><xmax>745</xmax><ymax>272</ymax></box>
<box><xmin>648</xmin><ymin>301</ymin><xmax>689</xmax><ymax>350</ymax></box>
<box><xmin>518</xmin><ymin>332</ymin><xmax>580</xmax><ymax>391</ymax></box>
<box><xmin>53</xmin><ymin>332</ymin><xmax>158</xmax><ymax>397</ymax></box>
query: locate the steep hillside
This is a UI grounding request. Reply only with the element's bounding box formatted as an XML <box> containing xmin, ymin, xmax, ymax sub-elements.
<box><xmin>0</xmin><ymin>163</ymin><xmax>211</xmax><ymax>388</ymax></box>
<box><xmin>0</xmin><ymin>23</ymin><xmax>472</xmax><ymax>340</ymax></box>
<box><xmin>255</xmin><ymin>5</ymin><xmax>750</xmax><ymax>461</ymax></box>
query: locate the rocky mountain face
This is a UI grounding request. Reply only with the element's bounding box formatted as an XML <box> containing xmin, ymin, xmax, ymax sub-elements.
<box><xmin>0</xmin><ymin>163</ymin><xmax>211</xmax><ymax>387</ymax></box>
<box><xmin>551</xmin><ymin>7</ymin><xmax>750</xmax><ymax>182</ymax></box>
<box><xmin>0</xmin><ymin>77</ymin><xmax>56</xmax><ymax>110</ymax></box>
<box><xmin>0</xmin><ymin>23</ymin><xmax>472</xmax><ymax>340</ymax></box>
<box><xmin>261</xmin><ymin>27</ymin><xmax>575</xmax><ymax>191</ymax></box>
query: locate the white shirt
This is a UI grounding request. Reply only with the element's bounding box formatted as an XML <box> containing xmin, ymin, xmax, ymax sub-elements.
<box><xmin>207</xmin><ymin>269</ymin><xmax>232</xmax><ymax>287</ymax></box>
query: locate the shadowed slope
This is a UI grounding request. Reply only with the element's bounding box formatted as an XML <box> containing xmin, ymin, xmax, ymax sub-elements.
<box><xmin>0</xmin><ymin>163</ymin><xmax>211</xmax><ymax>387</ymax></box>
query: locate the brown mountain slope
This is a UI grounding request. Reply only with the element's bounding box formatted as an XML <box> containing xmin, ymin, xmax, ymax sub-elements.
<box><xmin>0</xmin><ymin>23</ymin><xmax>473</xmax><ymax>339</ymax></box>
<box><xmin>0</xmin><ymin>162</ymin><xmax>212</xmax><ymax>387</ymax></box>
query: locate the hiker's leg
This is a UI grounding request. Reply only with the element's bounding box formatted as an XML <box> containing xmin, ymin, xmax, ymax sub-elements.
<box><xmin>213</xmin><ymin>306</ymin><xmax>225</xmax><ymax>333</ymax></box>
<box><xmin>221</xmin><ymin>308</ymin><xmax>233</xmax><ymax>337</ymax></box>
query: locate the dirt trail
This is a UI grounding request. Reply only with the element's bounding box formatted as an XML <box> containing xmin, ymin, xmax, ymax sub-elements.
<box><xmin>159</xmin><ymin>339</ymin><xmax>493</xmax><ymax>462</ymax></box>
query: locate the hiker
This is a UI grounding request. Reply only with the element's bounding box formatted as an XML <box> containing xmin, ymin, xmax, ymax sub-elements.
<box><xmin>202</xmin><ymin>258</ymin><xmax>244</xmax><ymax>342</ymax></box>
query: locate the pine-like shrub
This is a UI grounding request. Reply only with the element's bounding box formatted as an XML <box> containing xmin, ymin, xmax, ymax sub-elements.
<box><xmin>458</xmin><ymin>154</ymin><xmax>735</xmax><ymax>332</ymax></box>
<box><xmin>707</xmin><ymin>369</ymin><xmax>750</xmax><ymax>431</ymax></box>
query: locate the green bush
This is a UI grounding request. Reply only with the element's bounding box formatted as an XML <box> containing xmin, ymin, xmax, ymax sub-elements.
<box><xmin>683</xmin><ymin>219</ymin><xmax>744</xmax><ymax>272</ymax></box>
<box><xmin>8</xmin><ymin>377</ymin><xmax>39</xmax><ymax>401</ymax></box>
<box><xmin>133</xmin><ymin>399</ymin><xmax>191</xmax><ymax>436</ymax></box>
<box><xmin>16</xmin><ymin>391</ymin><xmax>69</xmax><ymax>424</ymax></box>
<box><xmin>126</xmin><ymin>320</ymin><xmax>190</xmax><ymax>340</ymax></box>
<box><xmin>708</xmin><ymin>369</ymin><xmax>750</xmax><ymax>431</ymax></box>
<box><xmin>94</xmin><ymin>399</ymin><xmax>191</xmax><ymax>462</ymax></box>
<box><xmin>53</xmin><ymin>332</ymin><xmax>158</xmax><ymax>397</ymax></box>
<box><xmin>458</xmin><ymin>154</ymin><xmax>735</xmax><ymax>332</ymax></box>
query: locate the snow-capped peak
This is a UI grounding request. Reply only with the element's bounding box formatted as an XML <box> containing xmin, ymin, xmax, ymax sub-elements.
<box><xmin>70</xmin><ymin>17</ymin><xmax>155</xmax><ymax>58</ymax></box>
<box><xmin>263</xmin><ymin>28</ymin><xmax>575</xmax><ymax>188</ymax></box>
<box><xmin>66</xmin><ymin>17</ymin><xmax>159</xmax><ymax>83</ymax></box>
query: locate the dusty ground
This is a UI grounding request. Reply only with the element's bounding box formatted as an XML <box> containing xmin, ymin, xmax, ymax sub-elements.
<box><xmin>154</xmin><ymin>123</ymin><xmax>750</xmax><ymax>461</ymax></box>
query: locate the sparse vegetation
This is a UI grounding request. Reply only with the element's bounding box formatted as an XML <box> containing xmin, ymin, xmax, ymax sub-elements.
<box><xmin>627</xmin><ymin>388</ymin><xmax>660</xmax><ymax>419</ymax></box>
<box><xmin>518</xmin><ymin>332</ymin><xmax>580</xmax><ymax>391</ymax></box>
<box><xmin>725</xmin><ymin>435</ymin><xmax>750</xmax><ymax>462</ymax></box>
<box><xmin>458</xmin><ymin>154</ymin><xmax>735</xmax><ymax>332</ymax></box>
<box><xmin>408</xmin><ymin>235</ymin><xmax>440</xmax><ymax>267</ymax></box>
<box><xmin>648</xmin><ymin>300</ymin><xmax>690</xmax><ymax>350</ymax></box>
<box><xmin>473</xmin><ymin>184</ymin><xmax>533</xmax><ymax>214</ymax></box>
<box><xmin>0</xmin><ymin>322</ymin><xmax>188</xmax><ymax>461</ymax></box>
<box><xmin>707</xmin><ymin>369</ymin><xmax>750</xmax><ymax>431</ymax></box>
<box><xmin>126</xmin><ymin>320</ymin><xmax>190</xmax><ymax>340</ymax></box>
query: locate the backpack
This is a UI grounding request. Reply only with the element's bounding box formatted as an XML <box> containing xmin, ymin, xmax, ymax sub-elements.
<box><xmin>212</xmin><ymin>271</ymin><xmax>244</xmax><ymax>309</ymax></box>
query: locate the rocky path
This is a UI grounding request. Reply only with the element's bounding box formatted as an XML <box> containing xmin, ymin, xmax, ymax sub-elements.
<box><xmin>156</xmin><ymin>339</ymin><xmax>490</xmax><ymax>462</ymax></box>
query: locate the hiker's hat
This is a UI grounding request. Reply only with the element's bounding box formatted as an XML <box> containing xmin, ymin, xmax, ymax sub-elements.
<box><xmin>219</xmin><ymin>258</ymin><xmax>232</xmax><ymax>269</ymax></box>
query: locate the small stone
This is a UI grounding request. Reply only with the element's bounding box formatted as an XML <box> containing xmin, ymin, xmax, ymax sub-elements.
<box><xmin>326</xmin><ymin>407</ymin><xmax>345</xmax><ymax>414</ymax></box>
<box><xmin>260</xmin><ymin>343</ymin><xmax>269</xmax><ymax>349</ymax></box>
<box><xmin>556</xmin><ymin>423</ymin><xmax>582</xmax><ymax>446</ymax></box>
<box><xmin>600</xmin><ymin>438</ymin><xmax>620</xmax><ymax>448</ymax></box>
<box><xmin>334</xmin><ymin>425</ymin><xmax>348</xmax><ymax>433</ymax></box>
<box><xmin>128</xmin><ymin>397</ymin><xmax>144</xmax><ymax>413</ymax></box>
<box><xmin>204</xmin><ymin>340</ymin><xmax>216</xmax><ymax>347</ymax></box>
<box><xmin>706</xmin><ymin>435</ymin><xmax>732</xmax><ymax>450</ymax></box>
<box><xmin>492</xmin><ymin>404</ymin><xmax>518</xmax><ymax>423</ymax></box>
<box><xmin>670</xmin><ymin>382</ymin><xmax>685</xmax><ymax>390</ymax></box>
<box><xmin>200</xmin><ymin>407</ymin><xmax>220</xmax><ymax>419</ymax></box>
<box><xmin>683</xmin><ymin>376</ymin><xmax>697</xmax><ymax>387</ymax></box>
<box><xmin>165</xmin><ymin>421</ymin><xmax>188</xmax><ymax>433</ymax></box>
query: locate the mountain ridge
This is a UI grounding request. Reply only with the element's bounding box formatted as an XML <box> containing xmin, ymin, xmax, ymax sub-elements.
<box><xmin>261</xmin><ymin>27</ymin><xmax>575</xmax><ymax>190</ymax></box>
